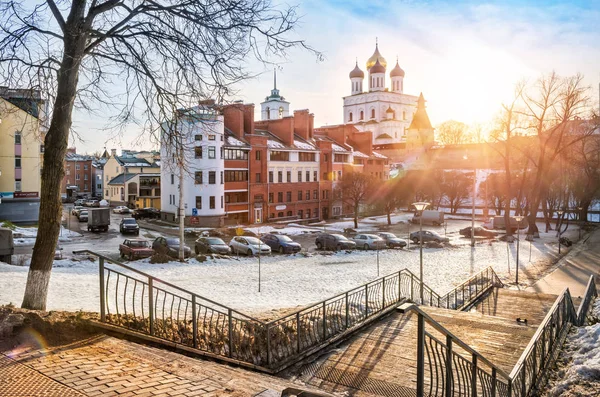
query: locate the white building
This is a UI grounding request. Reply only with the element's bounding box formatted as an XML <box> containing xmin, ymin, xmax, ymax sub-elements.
<box><xmin>260</xmin><ymin>70</ymin><xmax>290</xmax><ymax>121</ymax></box>
<box><xmin>342</xmin><ymin>42</ymin><xmax>421</xmax><ymax>146</ymax></box>
<box><xmin>160</xmin><ymin>106</ymin><xmax>226</xmax><ymax>227</ymax></box>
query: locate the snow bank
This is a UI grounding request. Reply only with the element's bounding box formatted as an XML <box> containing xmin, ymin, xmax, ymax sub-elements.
<box><xmin>12</xmin><ymin>226</ymin><xmax>82</xmax><ymax>246</ymax></box>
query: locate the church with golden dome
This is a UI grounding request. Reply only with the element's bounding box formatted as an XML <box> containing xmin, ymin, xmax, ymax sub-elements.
<box><xmin>343</xmin><ymin>41</ymin><xmax>434</xmax><ymax>159</ymax></box>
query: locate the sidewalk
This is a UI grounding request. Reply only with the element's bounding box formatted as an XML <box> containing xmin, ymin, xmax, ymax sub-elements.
<box><xmin>527</xmin><ymin>227</ymin><xmax>600</xmax><ymax>298</ymax></box>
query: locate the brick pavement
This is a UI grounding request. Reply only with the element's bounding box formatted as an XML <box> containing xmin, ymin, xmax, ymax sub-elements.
<box><xmin>0</xmin><ymin>334</ymin><xmax>305</xmax><ymax>397</ymax></box>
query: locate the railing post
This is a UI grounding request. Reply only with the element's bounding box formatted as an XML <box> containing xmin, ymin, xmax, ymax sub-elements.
<box><xmin>228</xmin><ymin>308</ymin><xmax>233</xmax><ymax>358</ymax></box>
<box><xmin>99</xmin><ymin>258</ymin><xmax>105</xmax><ymax>322</ymax></box>
<box><xmin>454</xmin><ymin>288</ymin><xmax>457</xmax><ymax>309</ymax></box>
<box><xmin>297</xmin><ymin>312</ymin><xmax>301</xmax><ymax>353</ymax></box>
<box><xmin>345</xmin><ymin>292</ymin><xmax>349</xmax><ymax>329</ymax></box>
<box><xmin>192</xmin><ymin>295</ymin><xmax>198</xmax><ymax>349</ymax></box>
<box><xmin>541</xmin><ymin>329</ymin><xmax>546</xmax><ymax>370</ymax></box>
<box><xmin>148</xmin><ymin>277</ymin><xmax>154</xmax><ymax>335</ymax></box>
<box><xmin>507</xmin><ymin>379</ymin><xmax>513</xmax><ymax>397</ymax></box>
<box><xmin>322</xmin><ymin>301</ymin><xmax>327</xmax><ymax>340</ymax></box>
<box><xmin>410</xmin><ymin>275</ymin><xmax>414</xmax><ymax>301</ymax></box>
<box><xmin>531</xmin><ymin>342</ymin><xmax>537</xmax><ymax>389</ymax></box>
<box><xmin>520</xmin><ymin>364</ymin><xmax>527</xmax><ymax>396</ymax></box>
<box><xmin>445</xmin><ymin>335</ymin><xmax>453</xmax><ymax>397</ymax></box>
<box><xmin>471</xmin><ymin>353</ymin><xmax>478</xmax><ymax>397</ymax></box>
<box><xmin>416</xmin><ymin>313</ymin><xmax>425</xmax><ymax>397</ymax></box>
<box><xmin>382</xmin><ymin>277</ymin><xmax>386</xmax><ymax>308</ymax></box>
<box><xmin>365</xmin><ymin>284</ymin><xmax>369</xmax><ymax>317</ymax></box>
<box><xmin>266</xmin><ymin>324</ymin><xmax>271</xmax><ymax>366</ymax></box>
<box><xmin>398</xmin><ymin>272</ymin><xmax>402</xmax><ymax>301</ymax></box>
<box><xmin>491</xmin><ymin>368</ymin><xmax>497</xmax><ymax>397</ymax></box>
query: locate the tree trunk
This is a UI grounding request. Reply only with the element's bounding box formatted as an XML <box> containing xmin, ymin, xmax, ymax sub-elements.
<box><xmin>354</xmin><ymin>205</ymin><xmax>359</xmax><ymax>229</ymax></box>
<box><xmin>22</xmin><ymin>5</ymin><xmax>88</xmax><ymax>310</ymax></box>
<box><xmin>387</xmin><ymin>211</ymin><xmax>391</xmax><ymax>226</ymax></box>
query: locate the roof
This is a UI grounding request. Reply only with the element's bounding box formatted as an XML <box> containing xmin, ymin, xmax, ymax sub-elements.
<box><xmin>293</xmin><ymin>135</ymin><xmax>317</xmax><ymax>151</ymax></box>
<box><xmin>349</xmin><ymin>62</ymin><xmax>365</xmax><ymax>79</ymax></box>
<box><xmin>65</xmin><ymin>153</ymin><xmax>94</xmax><ymax>162</ymax></box>
<box><xmin>408</xmin><ymin>93</ymin><xmax>433</xmax><ymax>130</ymax></box>
<box><xmin>390</xmin><ymin>61</ymin><xmax>405</xmax><ymax>77</ymax></box>
<box><xmin>353</xmin><ymin>151</ymin><xmax>370</xmax><ymax>158</ymax></box>
<box><xmin>376</xmin><ymin>133</ymin><xmax>393</xmax><ymax>140</ymax></box>
<box><xmin>372</xmin><ymin>151</ymin><xmax>387</xmax><ymax>159</ymax></box>
<box><xmin>369</xmin><ymin>59</ymin><xmax>386</xmax><ymax>74</ymax></box>
<box><xmin>224</xmin><ymin>128</ymin><xmax>251</xmax><ymax>148</ymax></box>
<box><xmin>107</xmin><ymin>173</ymin><xmax>138</xmax><ymax>185</ymax></box>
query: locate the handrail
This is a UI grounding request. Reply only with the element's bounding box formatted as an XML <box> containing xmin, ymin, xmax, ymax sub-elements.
<box><xmin>397</xmin><ymin>302</ymin><xmax>511</xmax><ymax>380</ymax></box>
<box><xmin>576</xmin><ymin>275</ymin><xmax>598</xmax><ymax>325</ymax></box>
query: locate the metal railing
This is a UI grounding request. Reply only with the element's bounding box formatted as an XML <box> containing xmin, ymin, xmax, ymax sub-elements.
<box><xmin>438</xmin><ymin>267</ymin><xmax>504</xmax><ymax>310</ymax></box>
<box><xmin>76</xmin><ymin>250</ymin><xmax>500</xmax><ymax>372</ymax></box>
<box><xmin>398</xmin><ymin>302</ymin><xmax>511</xmax><ymax>397</ymax></box>
<box><xmin>507</xmin><ymin>275</ymin><xmax>597</xmax><ymax>397</ymax></box>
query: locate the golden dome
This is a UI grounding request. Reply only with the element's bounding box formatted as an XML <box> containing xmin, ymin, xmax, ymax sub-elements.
<box><xmin>366</xmin><ymin>44</ymin><xmax>387</xmax><ymax>71</ymax></box>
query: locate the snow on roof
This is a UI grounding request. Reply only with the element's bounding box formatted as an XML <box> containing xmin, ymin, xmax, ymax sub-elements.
<box><xmin>293</xmin><ymin>139</ymin><xmax>316</xmax><ymax>150</ymax></box>
<box><xmin>372</xmin><ymin>151</ymin><xmax>387</xmax><ymax>159</ymax></box>
<box><xmin>267</xmin><ymin>139</ymin><xmax>286</xmax><ymax>149</ymax></box>
<box><xmin>332</xmin><ymin>143</ymin><xmax>350</xmax><ymax>152</ymax></box>
<box><xmin>353</xmin><ymin>151</ymin><xmax>369</xmax><ymax>158</ymax></box>
<box><xmin>226</xmin><ymin>136</ymin><xmax>248</xmax><ymax>147</ymax></box>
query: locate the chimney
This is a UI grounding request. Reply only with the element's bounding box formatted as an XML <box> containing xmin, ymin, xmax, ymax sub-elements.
<box><xmin>222</xmin><ymin>104</ymin><xmax>244</xmax><ymax>139</ymax></box>
<box><xmin>243</xmin><ymin>104</ymin><xmax>255</xmax><ymax>135</ymax></box>
<box><xmin>199</xmin><ymin>99</ymin><xmax>216</xmax><ymax>106</ymax></box>
<box><xmin>111</xmin><ymin>148</ymin><xmax>117</xmax><ymax>156</ymax></box>
<box><xmin>67</xmin><ymin>147</ymin><xmax>77</xmax><ymax>155</ymax></box>
<box><xmin>293</xmin><ymin>109</ymin><xmax>311</xmax><ymax>141</ymax></box>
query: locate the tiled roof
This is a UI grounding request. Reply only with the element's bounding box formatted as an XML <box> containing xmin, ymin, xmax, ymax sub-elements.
<box><xmin>107</xmin><ymin>173</ymin><xmax>138</xmax><ymax>185</ymax></box>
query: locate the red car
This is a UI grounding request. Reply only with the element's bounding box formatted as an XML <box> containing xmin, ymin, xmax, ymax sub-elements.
<box><xmin>119</xmin><ymin>238</ymin><xmax>154</xmax><ymax>260</ymax></box>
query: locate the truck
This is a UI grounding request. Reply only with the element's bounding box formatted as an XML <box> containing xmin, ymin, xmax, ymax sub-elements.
<box><xmin>411</xmin><ymin>210</ymin><xmax>445</xmax><ymax>226</ymax></box>
<box><xmin>87</xmin><ymin>208</ymin><xmax>111</xmax><ymax>232</ymax></box>
<box><xmin>0</xmin><ymin>227</ymin><xmax>14</xmax><ymax>264</ymax></box>
<box><xmin>483</xmin><ymin>216</ymin><xmax>528</xmax><ymax>231</ymax></box>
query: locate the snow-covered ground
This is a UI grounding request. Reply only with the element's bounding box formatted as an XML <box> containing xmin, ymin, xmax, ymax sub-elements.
<box><xmin>0</xmin><ymin>220</ymin><xmax>576</xmax><ymax>316</ymax></box>
<box><xmin>11</xmin><ymin>225</ymin><xmax>82</xmax><ymax>246</ymax></box>
<box><xmin>545</xmin><ymin>299</ymin><xmax>600</xmax><ymax>396</ymax></box>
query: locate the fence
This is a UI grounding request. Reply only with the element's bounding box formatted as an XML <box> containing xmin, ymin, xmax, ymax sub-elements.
<box><xmin>77</xmin><ymin>250</ymin><xmax>499</xmax><ymax>372</ymax></box>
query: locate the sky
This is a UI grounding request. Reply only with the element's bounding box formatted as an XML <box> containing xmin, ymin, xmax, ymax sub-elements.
<box><xmin>70</xmin><ymin>0</ymin><xmax>600</xmax><ymax>153</ymax></box>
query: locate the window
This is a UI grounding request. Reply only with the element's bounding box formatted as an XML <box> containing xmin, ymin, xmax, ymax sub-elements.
<box><xmin>315</xmin><ymin>208</ymin><xmax>319</xmax><ymax>218</ymax></box>
<box><xmin>297</xmin><ymin>171</ymin><xmax>302</xmax><ymax>182</ymax></box>
<box><xmin>208</xmin><ymin>135</ymin><xmax>216</xmax><ymax>141</ymax></box>
<box><xmin>360</xmin><ymin>111</ymin><xmax>364</xmax><ymax>120</ymax></box>
<box><xmin>348</xmin><ymin>112</ymin><xmax>353</xmax><ymax>122</ymax></box>
<box><xmin>84</xmin><ymin>174</ymin><xmax>88</xmax><ymax>180</ymax></box>
<box><xmin>255</xmin><ymin>173</ymin><xmax>261</xmax><ymax>183</ymax></box>
<box><xmin>277</xmin><ymin>192</ymin><xmax>283</xmax><ymax>202</ymax></box>
<box><xmin>66</xmin><ymin>169</ymin><xmax>70</xmax><ymax>176</ymax></box>
<box><xmin>403</xmin><ymin>111</ymin><xmax>406</xmax><ymax>120</ymax></box>
<box><xmin>270</xmin><ymin>151</ymin><xmax>289</xmax><ymax>161</ymax></box>
<box><xmin>269</xmin><ymin>193</ymin><xmax>274</xmax><ymax>203</ymax></box>
<box><xmin>287</xmin><ymin>211</ymin><xmax>292</xmax><ymax>217</ymax></box>
<box><xmin>76</xmin><ymin>174</ymin><xmax>80</xmax><ymax>180</ymax></box>
<box><xmin>278</xmin><ymin>106</ymin><xmax>284</xmax><ymax>118</ymax></box>
<box><xmin>75</xmin><ymin>164</ymin><xmax>80</xmax><ymax>170</ymax></box>
<box><xmin>14</xmin><ymin>132</ymin><xmax>21</xmax><ymax>144</ymax></box>
<box><xmin>208</xmin><ymin>146</ymin><xmax>216</xmax><ymax>159</ymax></box>
<box><xmin>194</xmin><ymin>147</ymin><xmax>202</xmax><ymax>158</ymax></box>
<box><xmin>307</xmin><ymin>209</ymin><xmax>311</xmax><ymax>218</ymax></box>
<box><xmin>306</xmin><ymin>171</ymin><xmax>310</xmax><ymax>182</ymax></box>
<box><xmin>299</xmin><ymin>152</ymin><xmax>315</xmax><ymax>162</ymax></box>
<box><xmin>298</xmin><ymin>191</ymin><xmax>302</xmax><ymax>201</ymax></box>
<box><xmin>195</xmin><ymin>171</ymin><xmax>203</xmax><ymax>184</ymax></box>
<box><xmin>209</xmin><ymin>171</ymin><xmax>216</xmax><ymax>184</ymax></box>
<box><xmin>323</xmin><ymin>172</ymin><xmax>328</xmax><ymax>181</ymax></box>
<box><xmin>324</xmin><ymin>154</ymin><xmax>328</xmax><ymax>162</ymax></box>
<box><xmin>195</xmin><ymin>134</ymin><xmax>203</xmax><ymax>141</ymax></box>
<box><xmin>210</xmin><ymin>196</ymin><xmax>215</xmax><ymax>209</ymax></box>
<box><xmin>287</xmin><ymin>171</ymin><xmax>291</xmax><ymax>182</ymax></box>
<box><xmin>334</xmin><ymin>154</ymin><xmax>348</xmax><ymax>162</ymax></box>
<box><xmin>223</xmin><ymin>149</ymin><xmax>248</xmax><ymax>160</ymax></box>
<box><xmin>171</xmin><ymin>174</ymin><xmax>174</xmax><ymax>184</ymax></box>
<box><xmin>195</xmin><ymin>196</ymin><xmax>202</xmax><ymax>209</ymax></box>
<box><xmin>221</xmin><ymin>196</ymin><xmax>223</xmax><ymax>209</ymax></box>
<box><xmin>371</xmin><ymin>109</ymin><xmax>375</xmax><ymax>119</ymax></box>
<box><xmin>269</xmin><ymin>171</ymin><xmax>273</xmax><ymax>183</ymax></box>
<box><xmin>313</xmin><ymin>171</ymin><xmax>318</xmax><ymax>182</ymax></box>
<box><xmin>84</xmin><ymin>183</ymin><xmax>88</xmax><ymax>190</ymax></box>
<box><xmin>333</xmin><ymin>207</ymin><xmax>341</xmax><ymax>216</ymax></box>
<box><xmin>286</xmin><ymin>191</ymin><xmax>291</xmax><ymax>202</ymax></box>
<box><xmin>224</xmin><ymin>170</ymin><xmax>248</xmax><ymax>182</ymax></box>
<box><xmin>313</xmin><ymin>190</ymin><xmax>318</xmax><ymax>199</ymax></box>
<box><xmin>15</xmin><ymin>180</ymin><xmax>21</xmax><ymax>192</ymax></box>
<box><xmin>221</xmin><ymin>171</ymin><xmax>224</xmax><ymax>184</ymax></box>
<box><xmin>266</xmin><ymin>107</ymin><xmax>270</xmax><ymax>119</ymax></box>
<box><xmin>298</xmin><ymin>209</ymin><xmax>303</xmax><ymax>218</ymax></box>
<box><xmin>256</xmin><ymin>150</ymin><xmax>261</xmax><ymax>160</ymax></box>
<box><xmin>278</xmin><ymin>171</ymin><xmax>283</xmax><ymax>183</ymax></box>
<box><xmin>306</xmin><ymin>190</ymin><xmax>310</xmax><ymax>200</ymax></box>
<box><xmin>278</xmin><ymin>212</ymin><xmax>284</xmax><ymax>217</ymax></box>
<box><xmin>220</xmin><ymin>147</ymin><xmax>223</xmax><ymax>159</ymax></box>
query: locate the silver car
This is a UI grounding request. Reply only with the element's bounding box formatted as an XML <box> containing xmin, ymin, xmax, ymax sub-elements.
<box><xmin>229</xmin><ymin>236</ymin><xmax>271</xmax><ymax>256</ymax></box>
<box><xmin>352</xmin><ymin>234</ymin><xmax>387</xmax><ymax>250</ymax></box>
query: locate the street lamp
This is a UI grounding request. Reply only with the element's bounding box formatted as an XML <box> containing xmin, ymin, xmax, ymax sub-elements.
<box><xmin>556</xmin><ymin>210</ymin><xmax>564</xmax><ymax>254</ymax></box>
<box><xmin>463</xmin><ymin>155</ymin><xmax>476</xmax><ymax>247</ymax></box>
<box><xmin>577</xmin><ymin>207</ymin><xmax>583</xmax><ymax>240</ymax></box>
<box><xmin>514</xmin><ymin>215</ymin><xmax>523</xmax><ymax>286</ymax></box>
<box><xmin>412</xmin><ymin>201</ymin><xmax>430</xmax><ymax>304</ymax></box>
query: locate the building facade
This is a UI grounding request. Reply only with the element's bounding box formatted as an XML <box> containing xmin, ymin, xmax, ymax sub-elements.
<box><xmin>61</xmin><ymin>148</ymin><xmax>94</xmax><ymax>200</ymax></box>
<box><xmin>104</xmin><ymin>150</ymin><xmax>161</xmax><ymax>207</ymax></box>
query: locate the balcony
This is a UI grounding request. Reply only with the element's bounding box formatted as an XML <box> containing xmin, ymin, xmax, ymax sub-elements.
<box><xmin>226</xmin><ymin>203</ymin><xmax>249</xmax><ymax>213</ymax></box>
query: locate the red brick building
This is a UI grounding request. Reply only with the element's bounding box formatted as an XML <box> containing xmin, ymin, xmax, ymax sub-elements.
<box><xmin>61</xmin><ymin>148</ymin><xmax>94</xmax><ymax>200</ymax></box>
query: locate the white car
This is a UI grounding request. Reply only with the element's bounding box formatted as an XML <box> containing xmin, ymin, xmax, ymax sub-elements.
<box><xmin>113</xmin><ymin>206</ymin><xmax>131</xmax><ymax>214</ymax></box>
<box><xmin>352</xmin><ymin>234</ymin><xmax>387</xmax><ymax>250</ymax></box>
<box><xmin>229</xmin><ymin>236</ymin><xmax>271</xmax><ymax>256</ymax></box>
<box><xmin>71</xmin><ymin>205</ymin><xmax>84</xmax><ymax>216</ymax></box>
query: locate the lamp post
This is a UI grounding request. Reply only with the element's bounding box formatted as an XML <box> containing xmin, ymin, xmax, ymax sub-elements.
<box><xmin>514</xmin><ymin>215</ymin><xmax>523</xmax><ymax>286</ymax></box>
<box><xmin>556</xmin><ymin>210</ymin><xmax>564</xmax><ymax>254</ymax></box>
<box><xmin>412</xmin><ymin>201</ymin><xmax>430</xmax><ymax>304</ymax></box>
<box><xmin>462</xmin><ymin>155</ymin><xmax>476</xmax><ymax>247</ymax></box>
<box><xmin>577</xmin><ymin>206</ymin><xmax>583</xmax><ymax>240</ymax></box>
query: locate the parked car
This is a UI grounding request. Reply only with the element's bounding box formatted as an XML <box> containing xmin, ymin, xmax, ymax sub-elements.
<box><xmin>411</xmin><ymin>210</ymin><xmax>445</xmax><ymax>226</ymax></box>
<box><xmin>377</xmin><ymin>232</ymin><xmax>407</xmax><ymax>249</ymax></box>
<box><xmin>133</xmin><ymin>207</ymin><xmax>161</xmax><ymax>220</ymax></box>
<box><xmin>229</xmin><ymin>236</ymin><xmax>271</xmax><ymax>256</ymax></box>
<box><xmin>459</xmin><ymin>226</ymin><xmax>497</xmax><ymax>238</ymax></box>
<box><xmin>120</xmin><ymin>218</ymin><xmax>140</xmax><ymax>235</ymax></box>
<box><xmin>409</xmin><ymin>230</ymin><xmax>449</xmax><ymax>244</ymax></box>
<box><xmin>71</xmin><ymin>205</ymin><xmax>84</xmax><ymax>216</ymax></box>
<box><xmin>352</xmin><ymin>234</ymin><xmax>387</xmax><ymax>250</ymax></box>
<box><xmin>315</xmin><ymin>233</ymin><xmax>356</xmax><ymax>251</ymax></box>
<box><xmin>119</xmin><ymin>238</ymin><xmax>154</xmax><ymax>260</ymax></box>
<box><xmin>74</xmin><ymin>199</ymin><xmax>85</xmax><ymax>206</ymax></box>
<box><xmin>483</xmin><ymin>216</ymin><xmax>528</xmax><ymax>231</ymax></box>
<box><xmin>78</xmin><ymin>210</ymin><xmax>89</xmax><ymax>222</ymax></box>
<box><xmin>261</xmin><ymin>234</ymin><xmax>302</xmax><ymax>254</ymax></box>
<box><xmin>85</xmin><ymin>199</ymin><xmax>99</xmax><ymax>207</ymax></box>
<box><xmin>113</xmin><ymin>206</ymin><xmax>131</xmax><ymax>214</ymax></box>
<box><xmin>194</xmin><ymin>237</ymin><xmax>231</xmax><ymax>255</ymax></box>
<box><xmin>152</xmin><ymin>237</ymin><xmax>192</xmax><ymax>258</ymax></box>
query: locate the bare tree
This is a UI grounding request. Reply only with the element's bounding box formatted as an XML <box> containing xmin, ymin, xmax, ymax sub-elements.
<box><xmin>436</xmin><ymin>120</ymin><xmax>469</xmax><ymax>145</ymax></box>
<box><xmin>0</xmin><ymin>0</ymin><xmax>319</xmax><ymax>310</ymax></box>
<box><xmin>335</xmin><ymin>172</ymin><xmax>374</xmax><ymax>229</ymax></box>
<box><xmin>440</xmin><ymin>171</ymin><xmax>473</xmax><ymax>214</ymax></box>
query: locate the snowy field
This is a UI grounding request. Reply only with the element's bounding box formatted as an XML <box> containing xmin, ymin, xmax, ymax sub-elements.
<box><xmin>545</xmin><ymin>299</ymin><xmax>600</xmax><ymax>396</ymax></box>
<box><xmin>11</xmin><ymin>225</ymin><xmax>81</xmax><ymax>246</ymax></box>
<box><xmin>0</xmin><ymin>220</ymin><xmax>577</xmax><ymax>317</ymax></box>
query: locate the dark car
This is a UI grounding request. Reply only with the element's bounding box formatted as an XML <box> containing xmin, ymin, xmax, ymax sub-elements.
<box><xmin>152</xmin><ymin>236</ymin><xmax>192</xmax><ymax>258</ymax></box>
<box><xmin>78</xmin><ymin>210</ymin><xmax>89</xmax><ymax>222</ymax></box>
<box><xmin>120</xmin><ymin>218</ymin><xmax>140</xmax><ymax>235</ymax></box>
<box><xmin>377</xmin><ymin>232</ymin><xmax>407</xmax><ymax>249</ymax></box>
<box><xmin>315</xmin><ymin>233</ymin><xmax>356</xmax><ymax>251</ymax></box>
<box><xmin>459</xmin><ymin>226</ymin><xmax>497</xmax><ymax>238</ymax></box>
<box><xmin>195</xmin><ymin>237</ymin><xmax>231</xmax><ymax>255</ymax></box>
<box><xmin>261</xmin><ymin>234</ymin><xmax>302</xmax><ymax>254</ymax></box>
<box><xmin>409</xmin><ymin>230</ymin><xmax>449</xmax><ymax>244</ymax></box>
<box><xmin>132</xmin><ymin>207</ymin><xmax>161</xmax><ymax>220</ymax></box>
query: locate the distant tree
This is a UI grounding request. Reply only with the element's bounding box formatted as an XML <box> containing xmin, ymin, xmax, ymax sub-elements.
<box><xmin>335</xmin><ymin>171</ymin><xmax>375</xmax><ymax>228</ymax></box>
<box><xmin>436</xmin><ymin>120</ymin><xmax>469</xmax><ymax>145</ymax></box>
<box><xmin>565</xmin><ymin>132</ymin><xmax>600</xmax><ymax>222</ymax></box>
<box><xmin>440</xmin><ymin>171</ymin><xmax>473</xmax><ymax>214</ymax></box>
<box><xmin>480</xmin><ymin>173</ymin><xmax>507</xmax><ymax>215</ymax></box>
<box><xmin>372</xmin><ymin>179</ymin><xmax>402</xmax><ymax>225</ymax></box>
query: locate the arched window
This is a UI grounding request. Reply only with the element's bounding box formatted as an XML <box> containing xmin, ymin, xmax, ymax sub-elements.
<box><xmin>403</xmin><ymin>111</ymin><xmax>406</xmax><ymax>120</ymax></box>
<box><xmin>266</xmin><ymin>107</ymin><xmax>270</xmax><ymax>119</ymax></box>
<box><xmin>360</xmin><ymin>111</ymin><xmax>364</xmax><ymax>120</ymax></box>
<box><xmin>371</xmin><ymin>109</ymin><xmax>375</xmax><ymax>119</ymax></box>
<box><xmin>278</xmin><ymin>106</ymin><xmax>284</xmax><ymax>118</ymax></box>
<box><xmin>349</xmin><ymin>112</ymin><xmax>353</xmax><ymax>122</ymax></box>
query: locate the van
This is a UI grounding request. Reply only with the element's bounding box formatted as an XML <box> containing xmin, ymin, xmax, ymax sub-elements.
<box><xmin>483</xmin><ymin>216</ymin><xmax>528</xmax><ymax>231</ymax></box>
<box><xmin>411</xmin><ymin>210</ymin><xmax>444</xmax><ymax>226</ymax></box>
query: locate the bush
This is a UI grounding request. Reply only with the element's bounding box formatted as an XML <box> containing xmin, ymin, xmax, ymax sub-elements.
<box><xmin>0</xmin><ymin>220</ymin><xmax>16</xmax><ymax>230</ymax></box>
<box><xmin>149</xmin><ymin>252</ymin><xmax>171</xmax><ymax>264</ymax></box>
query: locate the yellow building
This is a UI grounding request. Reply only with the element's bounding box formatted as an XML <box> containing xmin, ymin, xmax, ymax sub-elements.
<box><xmin>0</xmin><ymin>88</ymin><xmax>45</xmax><ymax>223</ymax></box>
<box><xmin>104</xmin><ymin>150</ymin><xmax>161</xmax><ymax>208</ymax></box>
